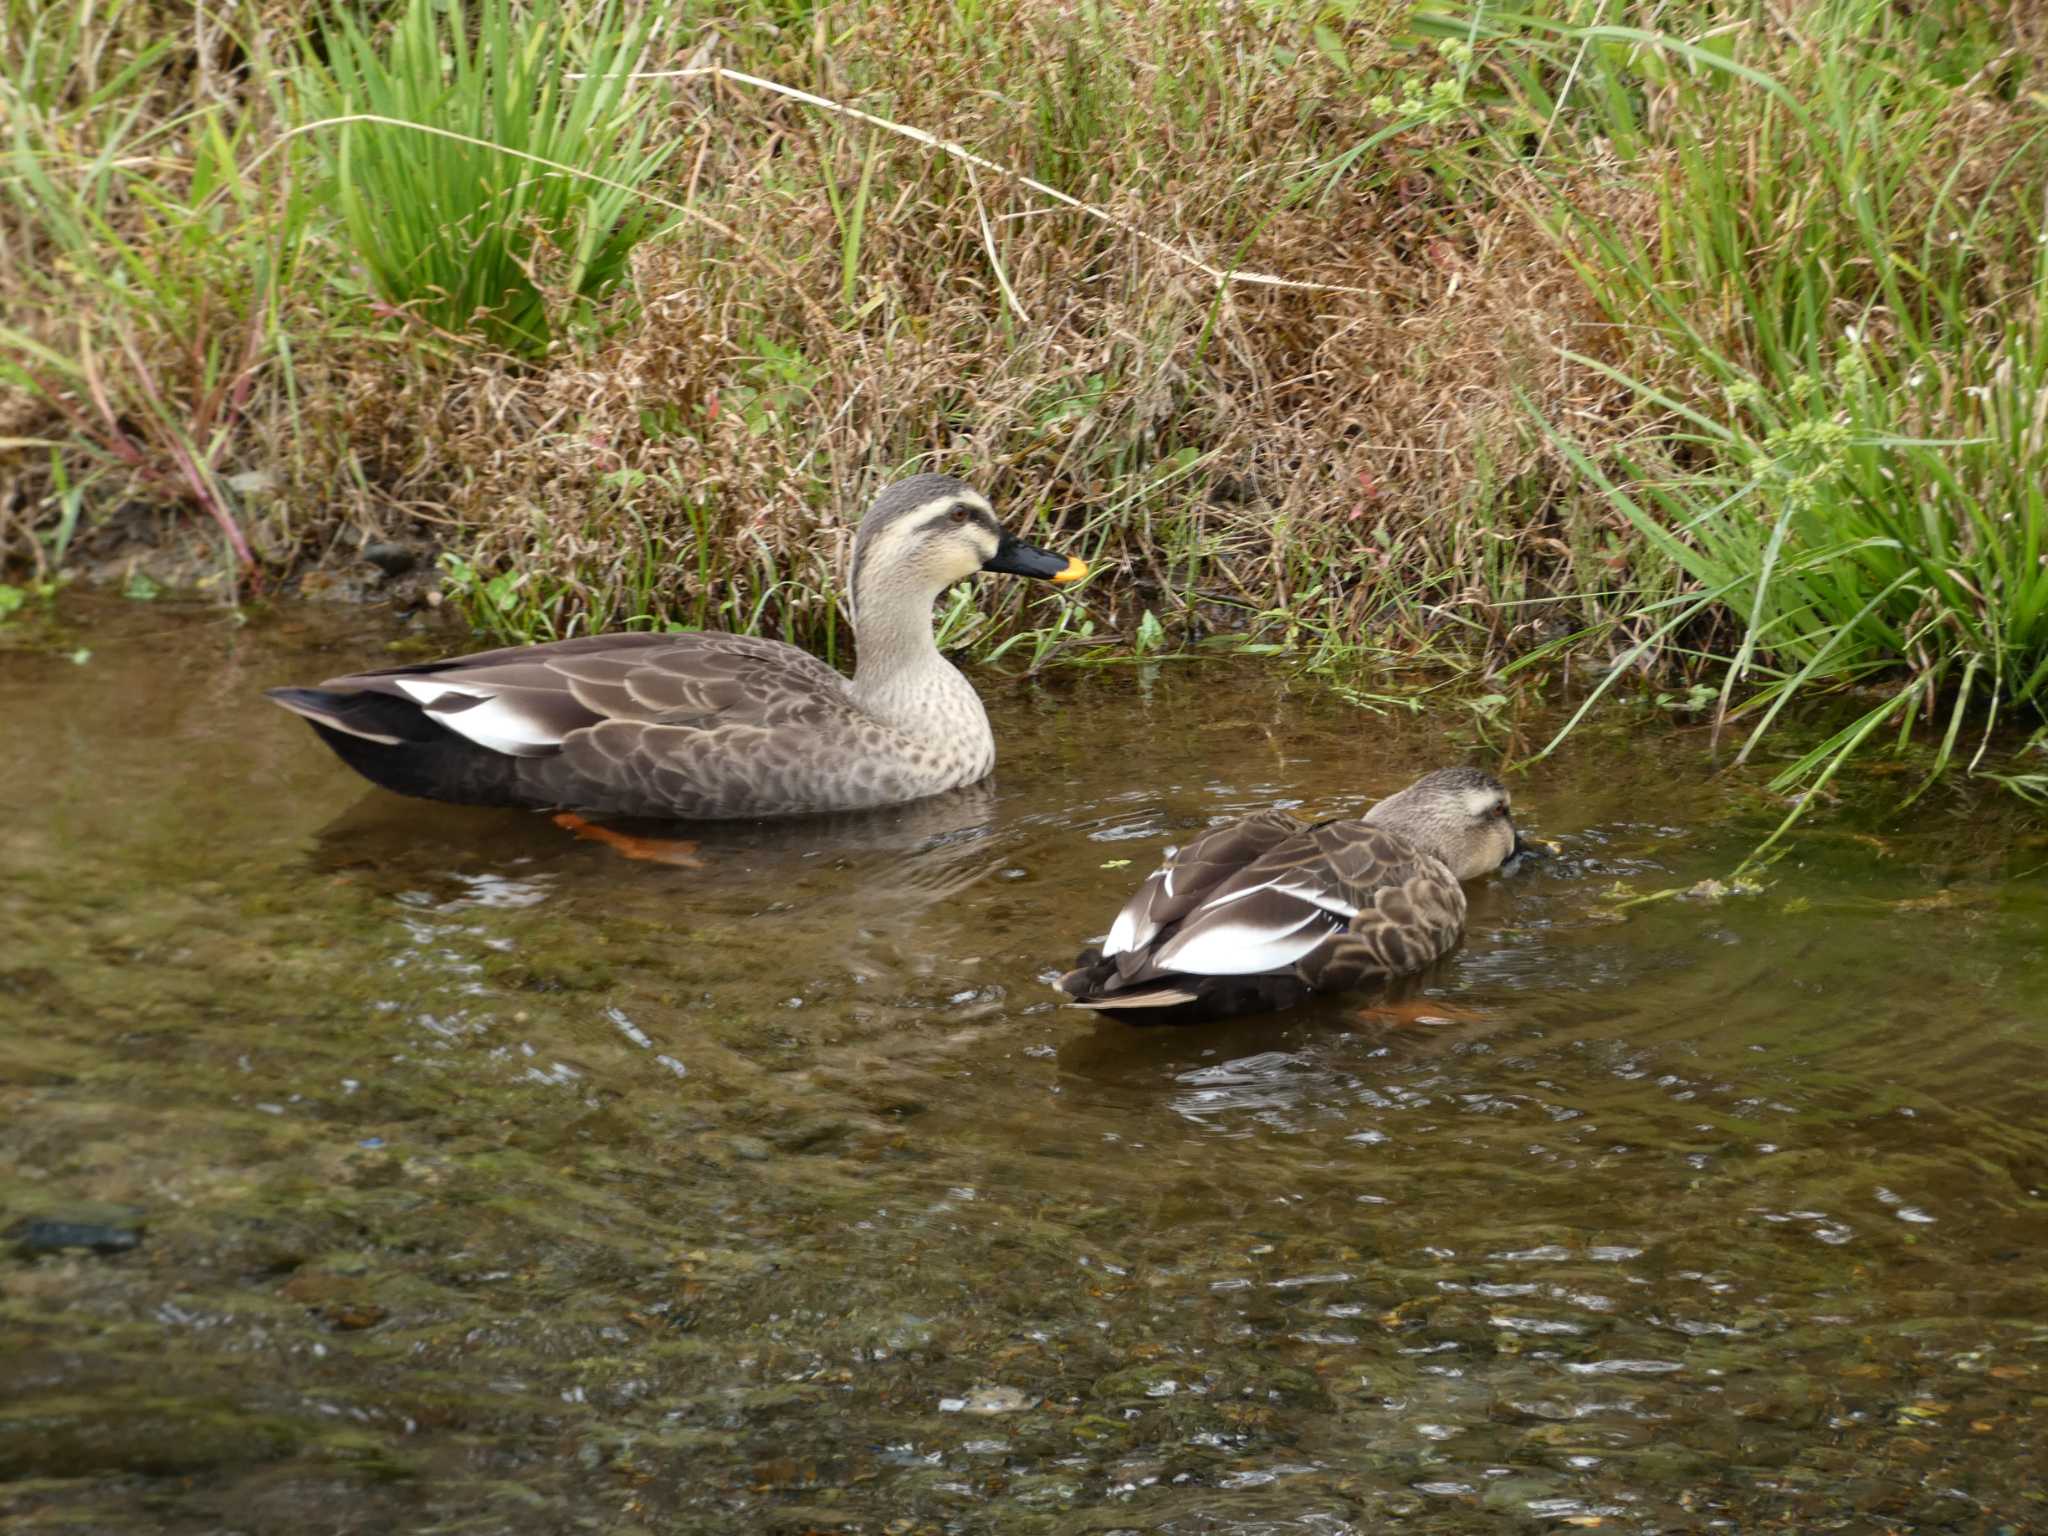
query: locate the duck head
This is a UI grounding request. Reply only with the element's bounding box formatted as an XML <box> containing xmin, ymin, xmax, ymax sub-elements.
<box><xmin>848</xmin><ymin>474</ymin><xmax>1086</xmax><ymax>617</ymax></box>
<box><xmin>1362</xmin><ymin>766</ymin><xmax>1526</xmax><ymax>880</ymax></box>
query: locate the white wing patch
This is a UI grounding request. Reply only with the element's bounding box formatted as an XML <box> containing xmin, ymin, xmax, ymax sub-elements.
<box><xmin>1176</xmin><ymin>880</ymin><xmax>1270</xmax><ymax>914</ymax></box>
<box><xmin>272</xmin><ymin>697</ymin><xmax>401</xmax><ymax>745</ymax></box>
<box><xmin>394</xmin><ymin>679</ymin><xmax>562</xmax><ymax>757</ymax></box>
<box><xmin>1100</xmin><ymin>848</ymin><xmax>1355</xmax><ymax>976</ymax></box>
<box><xmin>1103</xmin><ymin>901</ymin><xmax>1144</xmax><ymax>958</ymax></box>
<box><xmin>1104</xmin><ymin>860</ymin><xmax>1178</xmax><ymax>958</ymax></box>
<box><xmin>392</xmin><ymin>679</ymin><xmax>471</xmax><ymax>706</ymax></box>
<box><xmin>1155</xmin><ymin>910</ymin><xmax>1327</xmax><ymax>976</ymax></box>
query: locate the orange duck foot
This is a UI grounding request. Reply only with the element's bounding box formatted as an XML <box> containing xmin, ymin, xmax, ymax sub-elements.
<box><xmin>1353</xmin><ymin>998</ymin><xmax>1488</xmax><ymax>1028</ymax></box>
<box><xmin>553</xmin><ymin>811</ymin><xmax>705</xmax><ymax>867</ymax></box>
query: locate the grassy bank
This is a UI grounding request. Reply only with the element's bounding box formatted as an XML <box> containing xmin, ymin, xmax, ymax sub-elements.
<box><xmin>3</xmin><ymin>0</ymin><xmax>2046</xmax><ymax>801</ymax></box>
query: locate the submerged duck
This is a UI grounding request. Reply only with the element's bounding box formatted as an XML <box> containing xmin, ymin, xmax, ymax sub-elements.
<box><xmin>268</xmin><ymin>474</ymin><xmax>1087</xmax><ymax>819</ymax></box>
<box><xmin>1057</xmin><ymin>767</ymin><xmax>1528</xmax><ymax>1024</ymax></box>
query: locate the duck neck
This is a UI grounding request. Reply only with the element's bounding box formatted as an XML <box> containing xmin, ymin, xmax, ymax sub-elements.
<box><xmin>848</xmin><ymin>579</ymin><xmax>992</xmax><ymax>753</ymax></box>
<box><xmin>1363</xmin><ymin>801</ymin><xmax>1458</xmax><ymax>878</ymax></box>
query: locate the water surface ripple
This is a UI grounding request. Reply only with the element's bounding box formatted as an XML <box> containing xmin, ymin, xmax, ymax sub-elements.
<box><xmin>2</xmin><ymin>600</ymin><xmax>2045</xmax><ymax>1532</ymax></box>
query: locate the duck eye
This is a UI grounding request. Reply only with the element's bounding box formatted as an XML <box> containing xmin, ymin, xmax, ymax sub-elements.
<box><xmin>949</xmin><ymin>505</ymin><xmax>972</xmax><ymax>524</ymax></box>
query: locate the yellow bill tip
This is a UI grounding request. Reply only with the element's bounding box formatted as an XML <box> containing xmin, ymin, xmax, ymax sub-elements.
<box><xmin>1052</xmin><ymin>555</ymin><xmax>1089</xmax><ymax>584</ymax></box>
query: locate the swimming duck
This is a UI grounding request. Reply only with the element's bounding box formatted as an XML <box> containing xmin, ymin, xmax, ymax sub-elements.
<box><xmin>268</xmin><ymin>474</ymin><xmax>1087</xmax><ymax>819</ymax></box>
<box><xmin>1056</xmin><ymin>767</ymin><xmax>1527</xmax><ymax>1024</ymax></box>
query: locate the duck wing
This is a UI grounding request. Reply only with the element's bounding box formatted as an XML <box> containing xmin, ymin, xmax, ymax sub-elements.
<box><xmin>268</xmin><ymin>631</ymin><xmax>878</xmax><ymax>814</ymax></box>
<box><xmin>293</xmin><ymin>632</ymin><xmax>851</xmax><ymax>755</ymax></box>
<box><xmin>1096</xmin><ymin>808</ymin><xmax>1309</xmax><ymax>968</ymax></box>
<box><xmin>1291</xmin><ymin>824</ymin><xmax>1469</xmax><ymax>990</ymax></box>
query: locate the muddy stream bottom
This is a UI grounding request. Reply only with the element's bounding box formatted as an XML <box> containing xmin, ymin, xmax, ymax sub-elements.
<box><xmin>3</xmin><ymin>600</ymin><xmax>2046</xmax><ymax>1533</ymax></box>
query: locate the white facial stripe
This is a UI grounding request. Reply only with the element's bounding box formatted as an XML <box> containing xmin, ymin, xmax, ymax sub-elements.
<box><xmin>879</xmin><ymin>500</ymin><xmax>1003</xmax><ymax>574</ymax></box>
<box><xmin>912</xmin><ymin>494</ymin><xmax>994</xmax><ymax>529</ymax></box>
<box><xmin>1461</xmin><ymin>788</ymin><xmax>1500</xmax><ymax>818</ymax></box>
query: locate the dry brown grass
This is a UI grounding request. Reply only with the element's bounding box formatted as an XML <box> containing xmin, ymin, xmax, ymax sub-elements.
<box><xmin>288</xmin><ymin>1</ymin><xmax>1636</xmax><ymax>654</ymax></box>
<box><xmin>0</xmin><ymin>0</ymin><xmax>1721</xmax><ymax>653</ymax></box>
<box><xmin>0</xmin><ymin>0</ymin><xmax>1638</xmax><ymax>655</ymax></box>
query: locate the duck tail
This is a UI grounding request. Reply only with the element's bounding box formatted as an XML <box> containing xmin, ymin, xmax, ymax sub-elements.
<box><xmin>265</xmin><ymin>686</ymin><xmax>437</xmax><ymax>745</ymax></box>
<box><xmin>1057</xmin><ymin>947</ymin><xmax>1315</xmax><ymax>1025</ymax></box>
<box><xmin>1056</xmin><ymin>944</ymin><xmax>1116</xmax><ymax>1000</ymax></box>
<box><xmin>1057</xmin><ymin>947</ymin><xmax>1201</xmax><ymax>1014</ymax></box>
<box><xmin>266</xmin><ymin>686</ymin><xmax>525</xmax><ymax>806</ymax></box>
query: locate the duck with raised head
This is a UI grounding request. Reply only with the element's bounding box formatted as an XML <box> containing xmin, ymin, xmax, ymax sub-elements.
<box><xmin>1056</xmin><ymin>767</ymin><xmax>1529</xmax><ymax>1025</ymax></box>
<box><xmin>268</xmin><ymin>474</ymin><xmax>1087</xmax><ymax>821</ymax></box>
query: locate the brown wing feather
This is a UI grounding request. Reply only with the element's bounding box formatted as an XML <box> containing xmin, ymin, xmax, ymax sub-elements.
<box><xmin>317</xmin><ymin>631</ymin><xmax>850</xmax><ymax>737</ymax></box>
<box><xmin>1297</xmin><ymin>857</ymin><xmax>1467</xmax><ymax>992</ymax></box>
<box><xmin>1099</xmin><ymin>808</ymin><xmax>1307</xmax><ymax>970</ymax></box>
<box><xmin>1287</xmin><ymin>821</ymin><xmax>1468</xmax><ymax>986</ymax></box>
<box><xmin>545</xmin><ymin>703</ymin><xmax>945</xmax><ymax>819</ymax></box>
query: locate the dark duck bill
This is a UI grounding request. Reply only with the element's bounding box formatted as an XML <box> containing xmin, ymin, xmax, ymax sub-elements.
<box><xmin>982</xmin><ymin>532</ymin><xmax>1088</xmax><ymax>583</ymax></box>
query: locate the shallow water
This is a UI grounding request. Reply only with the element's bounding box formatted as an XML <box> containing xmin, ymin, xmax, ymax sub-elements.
<box><xmin>3</xmin><ymin>598</ymin><xmax>2046</xmax><ymax>1533</ymax></box>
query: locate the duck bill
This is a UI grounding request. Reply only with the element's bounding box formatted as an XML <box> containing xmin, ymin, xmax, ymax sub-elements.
<box><xmin>983</xmin><ymin>533</ymin><xmax>1088</xmax><ymax>584</ymax></box>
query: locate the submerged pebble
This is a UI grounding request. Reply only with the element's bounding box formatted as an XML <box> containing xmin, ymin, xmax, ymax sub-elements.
<box><xmin>359</xmin><ymin>541</ymin><xmax>418</xmax><ymax>577</ymax></box>
<box><xmin>943</xmin><ymin>1386</ymin><xmax>1037</xmax><ymax>1416</ymax></box>
<box><xmin>8</xmin><ymin>1213</ymin><xmax>146</xmax><ymax>1257</ymax></box>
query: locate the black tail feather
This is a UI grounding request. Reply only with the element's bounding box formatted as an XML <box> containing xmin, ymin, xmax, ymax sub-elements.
<box><xmin>265</xmin><ymin>686</ymin><xmax>442</xmax><ymax>743</ymax></box>
<box><xmin>1058</xmin><ymin>946</ymin><xmax>1311</xmax><ymax>1026</ymax></box>
<box><xmin>267</xmin><ymin>687</ymin><xmax>528</xmax><ymax>806</ymax></box>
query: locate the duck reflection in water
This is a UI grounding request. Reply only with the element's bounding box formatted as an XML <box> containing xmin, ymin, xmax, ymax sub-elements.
<box><xmin>301</xmin><ymin>779</ymin><xmax>1010</xmax><ymax>918</ymax></box>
